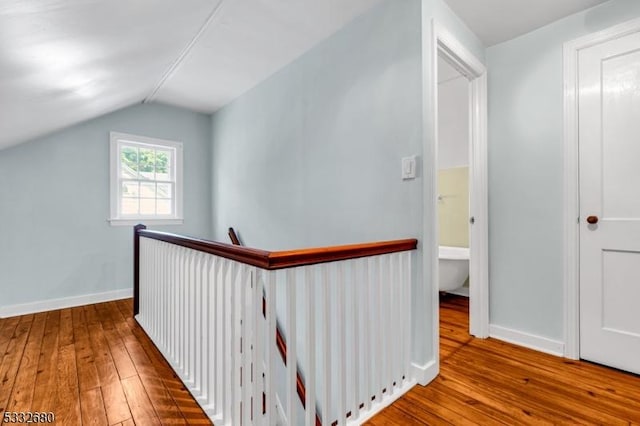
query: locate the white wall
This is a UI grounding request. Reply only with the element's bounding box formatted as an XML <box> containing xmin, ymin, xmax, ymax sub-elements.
<box><xmin>211</xmin><ymin>0</ymin><xmax>484</xmax><ymax>367</ymax></box>
<box><xmin>0</xmin><ymin>103</ymin><xmax>212</xmax><ymax>314</ymax></box>
<box><xmin>487</xmin><ymin>0</ymin><xmax>640</xmax><ymax>343</ymax></box>
<box><xmin>438</xmin><ymin>74</ymin><xmax>469</xmax><ymax>169</ymax></box>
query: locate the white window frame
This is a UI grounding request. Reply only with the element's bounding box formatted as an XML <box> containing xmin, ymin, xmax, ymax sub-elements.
<box><xmin>109</xmin><ymin>131</ymin><xmax>184</xmax><ymax>226</ymax></box>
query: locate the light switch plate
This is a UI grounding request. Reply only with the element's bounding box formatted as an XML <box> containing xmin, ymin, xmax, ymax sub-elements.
<box><xmin>402</xmin><ymin>156</ymin><xmax>416</xmax><ymax>180</ymax></box>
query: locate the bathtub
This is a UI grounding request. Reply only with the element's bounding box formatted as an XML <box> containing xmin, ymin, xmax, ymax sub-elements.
<box><xmin>439</xmin><ymin>246</ymin><xmax>469</xmax><ymax>292</ymax></box>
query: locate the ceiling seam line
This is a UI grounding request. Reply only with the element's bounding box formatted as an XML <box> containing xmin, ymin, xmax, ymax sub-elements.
<box><xmin>144</xmin><ymin>0</ymin><xmax>227</xmax><ymax>104</ymax></box>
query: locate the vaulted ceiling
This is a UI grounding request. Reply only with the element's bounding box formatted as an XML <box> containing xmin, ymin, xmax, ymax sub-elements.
<box><xmin>0</xmin><ymin>0</ymin><xmax>383</xmax><ymax>149</ymax></box>
<box><xmin>0</xmin><ymin>0</ymin><xmax>612</xmax><ymax>150</ymax></box>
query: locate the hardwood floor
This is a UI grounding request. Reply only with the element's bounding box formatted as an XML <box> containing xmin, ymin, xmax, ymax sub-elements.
<box><xmin>0</xmin><ymin>299</ymin><xmax>211</xmax><ymax>425</ymax></box>
<box><xmin>367</xmin><ymin>294</ymin><xmax>640</xmax><ymax>425</ymax></box>
<box><xmin>3</xmin><ymin>296</ymin><xmax>640</xmax><ymax>425</ymax></box>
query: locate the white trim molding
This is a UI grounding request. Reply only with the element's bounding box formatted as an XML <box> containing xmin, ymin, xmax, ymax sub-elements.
<box><xmin>425</xmin><ymin>16</ymin><xmax>489</xmax><ymax>381</ymax></box>
<box><xmin>412</xmin><ymin>359</ymin><xmax>438</xmax><ymax>386</ymax></box>
<box><xmin>0</xmin><ymin>288</ymin><xmax>133</xmax><ymax>318</ymax></box>
<box><xmin>490</xmin><ymin>325</ymin><xmax>565</xmax><ymax>357</ymax></box>
<box><xmin>563</xmin><ymin>16</ymin><xmax>640</xmax><ymax>360</ymax></box>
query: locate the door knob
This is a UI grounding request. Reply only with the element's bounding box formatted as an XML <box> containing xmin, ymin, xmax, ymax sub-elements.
<box><xmin>586</xmin><ymin>215</ymin><xmax>599</xmax><ymax>224</ymax></box>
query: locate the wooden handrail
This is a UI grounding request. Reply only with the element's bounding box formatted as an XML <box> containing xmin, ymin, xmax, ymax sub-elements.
<box><xmin>137</xmin><ymin>228</ymin><xmax>417</xmax><ymax>270</ymax></box>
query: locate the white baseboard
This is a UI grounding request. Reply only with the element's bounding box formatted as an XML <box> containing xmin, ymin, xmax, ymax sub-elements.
<box><xmin>411</xmin><ymin>359</ymin><xmax>438</xmax><ymax>386</ymax></box>
<box><xmin>489</xmin><ymin>324</ymin><xmax>564</xmax><ymax>357</ymax></box>
<box><xmin>0</xmin><ymin>288</ymin><xmax>133</xmax><ymax>318</ymax></box>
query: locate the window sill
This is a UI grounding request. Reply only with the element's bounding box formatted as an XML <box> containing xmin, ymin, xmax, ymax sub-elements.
<box><xmin>108</xmin><ymin>218</ymin><xmax>184</xmax><ymax>227</ymax></box>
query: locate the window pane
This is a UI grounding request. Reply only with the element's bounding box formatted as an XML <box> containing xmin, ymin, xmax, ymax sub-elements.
<box><xmin>121</xmin><ymin>181</ymin><xmax>139</xmax><ymax>197</ymax></box>
<box><xmin>140</xmin><ymin>182</ymin><xmax>156</xmax><ymax>198</ymax></box>
<box><xmin>155</xmin><ymin>149</ymin><xmax>172</xmax><ymax>181</ymax></box>
<box><xmin>138</xmin><ymin>148</ymin><xmax>155</xmax><ymax>179</ymax></box>
<box><xmin>140</xmin><ymin>198</ymin><xmax>156</xmax><ymax>215</ymax></box>
<box><xmin>156</xmin><ymin>183</ymin><xmax>172</xmax><ymax>199</ymax></box>
<box><xmin>121</xmin><ymin>198</ymin><xmax>139</xmax><ymax>215</ymax></box>
<box><xmin>157</xmin><ymin>199</ymin><xmax>172</xmax><ymax>215</ymax></box>
<box><xmin>120</xmin><ymin>146</ymin><xmax>138</xmax><ymax>178</ymax></box>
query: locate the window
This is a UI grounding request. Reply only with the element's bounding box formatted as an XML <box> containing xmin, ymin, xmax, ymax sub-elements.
<box><xmin>109</xmin><ymin>132</ymin><xmax>183</xmax><ymax>226</ymax></box>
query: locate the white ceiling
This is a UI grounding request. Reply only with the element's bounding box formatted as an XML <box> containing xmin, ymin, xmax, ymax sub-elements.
<box><xmin>0</xmin><ymin>0</ymin><xmax>613</xmax><ymax>150</ymax></box>
<box><xmin>0</xmin><ymin>0</ymin><xmax>218</xmax><ymax>149</ymax></box>
<box><xmin>443</xmin><ymin>0</ymin><xmax>609</xmax><ymax>46</ymax></box>
<box><xmin>151</xmin><ymin>0</ymin><xmax>385</xmax><ymax>113</ymax></box>
<box><xmin>0</xmin><ymin>0</ymin><xmax>382</xmax><ymax>149</ymax></box>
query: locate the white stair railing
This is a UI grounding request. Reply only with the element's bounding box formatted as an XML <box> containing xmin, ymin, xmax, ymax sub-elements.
<box><xmin>134</xmin><ymin>226</ymin><xmax>417</xmax><ymax>425</ymax></box>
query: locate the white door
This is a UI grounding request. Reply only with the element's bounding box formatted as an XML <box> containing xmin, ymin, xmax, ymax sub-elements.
<box><xmin>579</xmin><ymin>30</ymin><xmax>640</xmax><ymax>375</ymax></box>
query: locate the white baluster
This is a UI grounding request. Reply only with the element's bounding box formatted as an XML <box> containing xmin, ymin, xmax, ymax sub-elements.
<box><xmin>321</xmin><ymin>263</ymin><xmax>331</xmax><ymax>426</ymax></box>
<box><xmin>189</xmin><ymin>252</ymin><xmax>197</xmax><ymax>385</ymax></box>
<box><xmin>404</xmin><ymin>252</ymin><xmax>412</xmax><ymax>383</ymax></box>
<box><xmin>351</xmin><ymin>260</ymin><xmax>360</xmax><ymax>420</ymax></box>
<box><xmin>252</xmin><ymin>271</ymin><xmax>264</xmax><ymax>426</ymax></box>
<box><xmin>196</xmin><ymin>253</ymin><xmax>204</xmax><ymax>395</ymax></box>
<box><xmin>223</xmin><ymin>260</ymin><xmax>234</xmax><ymax>424</ymax></box>
<box><xmin>305</xmin><ymin>266</ymin><xmax>316</xmax><ymax>426</ymax></box>
<box><xmin>371</xmin><ymin>256</ymin><xmax>382</xmax><ymax>403</ymax></box>
<box><xmin>195</xmin><ymin>253</ymin><xmax>203</xmax><ymax>396</ymax></box>
<box><xmin>169</xmin><ymin>245</ymin><xmax>175</xmax><ymax>361</ymax></box>
<box><xmin>250</xmin><ymin>268</ymin><xmax>258</xmax><ymax>426</ymax></box>
<box><xmin>201</xmin><ymin>255</ymin><xmax>211</xmax><ymax>405</ymax></box>
<box><xmin>286</xmin><ymin>268</ymin><xmax>297</xmax><ymax>426</ymax></box>
<box><xmin>361</xmin><ymin>257</ymin><xmax>371</xmax><ymax>413</ymax></box>
<box><xmin>265</xmin><ymin>271</ymin><xmax>277</xmax><ymax>425</ymax></box>
<box><xmin>392</xmin><ymin>253</ymin><xmax>400</xmax><ymax>391</ymax></box>
<box><xmin>239</xmin><ymin>266</ymin><xmax>249</xmax><ymax>425</ymax></box>
<box><xmin>383</xmin><ymin>254</ymin><xmax>392</xmax><ymax>396</ymax></box>
<box><xmin>178</xmin><ymin>247</ymin><xmax>185</xmax><ymax>373</ymax></box>
<box><xmin>215</xmin><ymin>258</ymin><xmax>226</xmax><ymax>417</ymax></box>
<box><xmin>337</xmin><ymin>262</ymin><xmax>346</xmax><ymax>425</ymax></box>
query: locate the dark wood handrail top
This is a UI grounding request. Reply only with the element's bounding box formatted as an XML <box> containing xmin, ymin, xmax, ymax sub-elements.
<box><xmin>137</xmin><ymin>228</ymin><xmax>417</xmax><ymax>270</ymax></box>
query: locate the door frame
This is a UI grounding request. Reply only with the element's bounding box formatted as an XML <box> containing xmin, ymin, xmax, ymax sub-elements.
<box><xmin>427</xmin><ymin>20</ymin><xmax>489</xmax><ymax>372</ymax></box>
<box><xmin>563</xmin><ymin>17</ymin><xmax>640</xmax><ymax>360</ymax></box>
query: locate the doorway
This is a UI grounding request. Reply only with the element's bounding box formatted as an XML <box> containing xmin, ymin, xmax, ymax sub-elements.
<box><xmin>428</xmin><ymin>22</ymin><xmax>489</xmax><ymax>373</ymax></box>
<box><xmin>436</xmin><ymin>53</ymin><xmax>472</xmax><ymax>355</ymax></box>
<box><xmin>564</xmin><ymin>17</ymin><xmax>640</xmax><ymax>375</ymax></box>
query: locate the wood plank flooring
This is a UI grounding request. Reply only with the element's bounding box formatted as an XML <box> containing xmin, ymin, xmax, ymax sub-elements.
<box><xmin>3</xmin><ymin>296</ymin><xmax>640</xmax><ymax>425</ymax></box>
<box><xmin>0</xmin><ymin>299</ymin><xmax>211</xmax><ymax>426</ymax></box>
<box><xmin>367</xmin><ymin>294</ymin><xmax>640</xmax><ymax>425</ymax></box>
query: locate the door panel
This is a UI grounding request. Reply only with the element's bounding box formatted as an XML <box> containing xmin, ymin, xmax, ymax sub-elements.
<box><xmin>601</xmin><ymin>250</ymin><xmax>640</xmax><ymax>337</ymax></box>
<box><xmin>602</xmin><ymin>49</ymin><xmax>640</xmax><ymax>218</ymax></box>
<box><xmin>579</xmin><ymin>31</ymin><xmax>640</xmax><ymax>375</ymax></box>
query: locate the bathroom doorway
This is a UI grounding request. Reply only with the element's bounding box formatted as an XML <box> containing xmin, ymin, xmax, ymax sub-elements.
<box><xmin>427</xmin><ymin>23</ymin><xmax>489</xmax><ymax>375</ymax></box>
<box><xmin>436</xmin><ymin>52</ymin><xmax>472</xmax><ymax>355</ymax></box>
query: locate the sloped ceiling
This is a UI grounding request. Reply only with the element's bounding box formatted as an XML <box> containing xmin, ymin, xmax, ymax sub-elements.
<box><xmin>0</xmin><ymin>0</ymin><xmax>383</xmax><ymax>150</ymax></box>
<box><xmin>0</xmin><ymin>0</ymin><xmax>613</xmax><ymax>150</ymax></box>
<box><xmin>150</xmin><ymin>0</ymin><xmax>386</xmax><ymax>113</ymax></box>
<box><xmin>0</xmin><ymin>0</ymin><xmax>219</xmax><ymax>149</ymax></box>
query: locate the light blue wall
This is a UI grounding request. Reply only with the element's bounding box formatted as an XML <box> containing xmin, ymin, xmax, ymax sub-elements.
<box><xmin>487</xmin><ymin>0</ymin><xmax>640</xmax><ymax>340</ymax></box>
<box><xmin>211</xmin><ymin>0</ymin><xmax>483</xmax><ymax>365</ymax></box>
<box><xmin>0</xmin><ymin>103</ymin><xmax>212</xmax><ymax>309</ymax></box>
